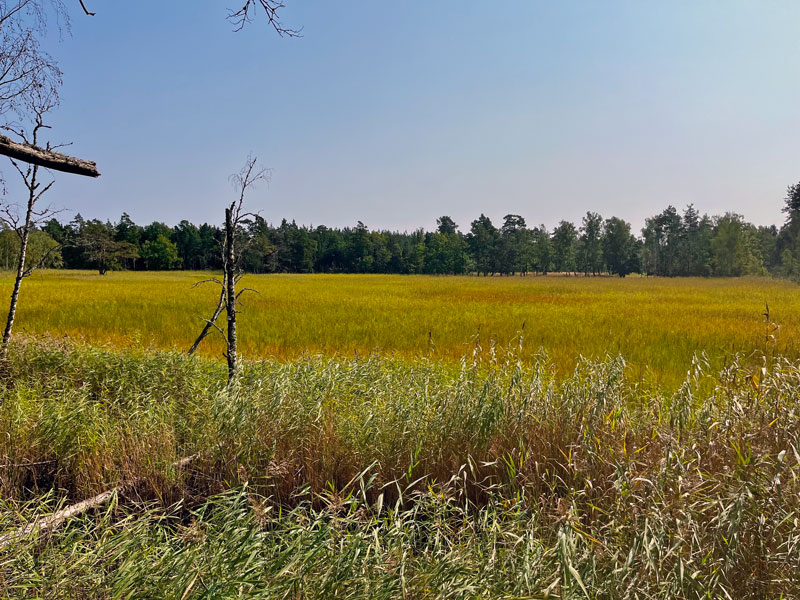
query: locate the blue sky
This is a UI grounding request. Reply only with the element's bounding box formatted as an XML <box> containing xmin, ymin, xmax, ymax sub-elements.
<box><xmin>22</xmin><ymin>1</ymin><xmax>800</xmax><ymax>232</ymax></box>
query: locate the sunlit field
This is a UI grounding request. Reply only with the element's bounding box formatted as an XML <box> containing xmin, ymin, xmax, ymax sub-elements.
<box><xmin>3</xmin><ymin>274</ymin><xmax>800</xmax><ymax>596</ymax></box>
<box><xmin>2</xmin><ymin>270</ymin><xmax>798</xmax><ymax>385</ymax></box>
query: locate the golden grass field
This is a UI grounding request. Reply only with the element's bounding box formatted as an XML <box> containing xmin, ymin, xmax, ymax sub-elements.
<box><xmin>2</xmin><ymin>270</ymin><xmax>798</xmax><ymax>385</ymax></box>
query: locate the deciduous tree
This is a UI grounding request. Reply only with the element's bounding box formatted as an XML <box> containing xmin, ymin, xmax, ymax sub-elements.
<box><xmin>601</xmin><ymin>217</ymin><xmax>637</xmax><ymax>277</ymax></box>
<box><xmin>552</xmin><ymin>221</ymin><xmax>578</xmax><ymax>274</ymax></box>
<box><xmin>578</xmin><ymin>211</ymin><xmax>603</xmax><ymax>275</ymax></box>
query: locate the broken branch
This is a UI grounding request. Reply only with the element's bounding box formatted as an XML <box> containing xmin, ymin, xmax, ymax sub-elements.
<box><xmin>0</xmin><ymin>454</ymin><xmax>199</xmax><ymax>549</ymax></box>
<box><xmin>0</xmin><ymin>134</ymin><xmax>100</xmax><ymax>177</ymax></box>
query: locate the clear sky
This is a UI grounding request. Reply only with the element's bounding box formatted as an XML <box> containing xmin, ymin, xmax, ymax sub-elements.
<box><xmin>24</xmin><ymin>1</ymin><xmax>800</xmax><ymax>233</ymax></box>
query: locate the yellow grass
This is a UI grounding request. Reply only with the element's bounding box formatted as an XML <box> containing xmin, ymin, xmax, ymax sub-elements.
<box><xmin>3</xmin><ymin>270</ymin><xmax>798</xmax><ymax>385</ymax></box>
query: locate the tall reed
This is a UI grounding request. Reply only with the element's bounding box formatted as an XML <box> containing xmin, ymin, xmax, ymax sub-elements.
<box><xmin>1</xmin><ymin>336</ymin><xmax>799</xmax><ymax>597</ymax></box>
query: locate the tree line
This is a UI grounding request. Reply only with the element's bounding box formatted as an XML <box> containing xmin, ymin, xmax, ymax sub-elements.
<box><xmin>8</xmin><ymin>182</ymin><xmax>800</xmax><ymax>278</ymax></box>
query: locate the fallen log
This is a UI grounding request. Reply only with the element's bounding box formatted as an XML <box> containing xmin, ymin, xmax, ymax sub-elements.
<box><xmin>0</xmin><ymin>134</ymin><xmax>100</xmax><ymax>177</ymax></box>
<box><xmin>0</xmin><ymin>453</ymin><xmax>198</xmax><ymax>549</ymax></box>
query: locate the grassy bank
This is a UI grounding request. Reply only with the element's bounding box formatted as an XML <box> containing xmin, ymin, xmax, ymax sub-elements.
<box><xmin>2</xmin><ymin>270</ymin><xmax>799</xmax><ymax>385</ymax></box>
<box><xmin>1</xmin><ymin>338</ymin><xmax>799</xmax><ymax>597</ymax></box>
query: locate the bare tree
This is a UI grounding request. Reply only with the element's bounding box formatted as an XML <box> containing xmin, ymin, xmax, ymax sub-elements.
<box><xmin>0</xmin><ymin>88</ymin><xmax>62</xmax><ymax>356</ymax></box>
<box><xmin>0</xmin><ymin>0</ymin><xmax>298</xmax><ymax>174</ymax></box>
<box><xmin>0</xmin><ymin>1</ymin><xmax>64</xmax><ymax>117</ymax></box>
<box><xmin>189</xmin><ymin>156</ymin><xmax>268</xmax><ymax>383</ymax></box>
<box><xmin>0</xmin><ymin>0</ymin><xmax>102</xmax><ymax>175</ymax></box>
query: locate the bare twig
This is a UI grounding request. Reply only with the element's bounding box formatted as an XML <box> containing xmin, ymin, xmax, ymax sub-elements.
<box><xmin>192</xmin><ymin>277</ymin><xmax>223</xmax><ymax>289</ymax></box>
<box><xmin>235</xmin><ymin>287</ymin><xmax>259</xmax><ymax>300</ymax></box>
<box><xmin>227</xmin><ymin>0</ymin><xmax>301</xmax><ymax>36</ymax></box>
<box><xmin>0</xmin><ymin>459</ymin><xmax>56</xmax><ymax>469</ymax></box>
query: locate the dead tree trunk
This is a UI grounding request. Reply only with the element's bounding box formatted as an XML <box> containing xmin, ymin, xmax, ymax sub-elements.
<box><xmin>0</xmin><ymin>182</ymin><xmax>35</xmax><ymax>355</ymax></box>
<box><xmin>0</xmin><ymin>453</ymin><xmax>199</xmax><ymax>550</ymax></box>
<box><xmin>224</xmin><ymin>207</ymin><xmax>238</xmax><ymax>381</ymax></box>
<box><xmin>188</xmin><ymin>156</ymin><xmax>267</xmax><ymax>384</ymax></box>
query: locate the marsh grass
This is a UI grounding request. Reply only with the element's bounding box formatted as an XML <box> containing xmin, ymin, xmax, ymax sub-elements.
<box><xmin>3</xmin><ymin>270</ymin><xmax>800</xmax><ymax>386</ymax></box>
<box><xmin>0</xmin><ymin>337</ymin><xmax>799</xmax><ymax>597</ymax></box>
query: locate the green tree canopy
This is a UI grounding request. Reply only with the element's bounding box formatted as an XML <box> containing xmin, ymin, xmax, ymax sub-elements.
<box><xmin>552</xmin><ymin>221</ymin><xmax>578</xmax><ymax>274</ymax></box>
<box><xmin>140</xmin><ymin>234</ymin><xmax>181</xmax><ymax>270</ymax></box>
<box><xmin>0</xmin><ymin>229</ymin><xmax>62</xmax><ymax>271</ymax></box>
<box><xmin>601</xmin><ymin>217</ymin><xmax>637</xmax><ymax>277</ymax></box>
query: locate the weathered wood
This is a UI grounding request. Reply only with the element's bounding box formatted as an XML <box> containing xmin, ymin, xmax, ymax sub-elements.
<box><xmin>0</xmin><ymin>454</ymin><xmax>198</xmax><ymax>549</ymax></box>
<box><xmin>0</xmin><ymin>134</ymin><xmax>100</xmax><ymax>177</ymax></box>
<box><xmin>0</xmin><ymin>488</ymin><xmax>118</xmax><ymax>548</ymax></box>
<box><xmin>224</xmin><ymin>207</ymin><xmax>238</xmax><ymax>381</ymax></box>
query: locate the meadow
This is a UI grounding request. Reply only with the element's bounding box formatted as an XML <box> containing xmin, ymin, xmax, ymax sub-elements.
<box><xmin>2</xmin><ymin>270</ymin><xmax>799</xmax><ymax>386</ymax></box>
<box><xmin>1</xmin><ymin>271</ymin><xmax>799</xmax><ymax>598</ymax></box>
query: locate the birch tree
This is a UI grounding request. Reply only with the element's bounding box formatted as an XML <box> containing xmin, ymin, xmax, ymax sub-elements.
<box><xmin>0</xmin><ymin>1</ymin><xmax>99</xmax><ymax>175</ymax></box>
<box><xmin>0</xmin><ymin>89</ymin><xmax>61</xmax><ymax>356</ymax></box>
<box><xmin>0</xmin><ymin>0</ymin><xmax>298</xmax><ymax>172</ymax></box>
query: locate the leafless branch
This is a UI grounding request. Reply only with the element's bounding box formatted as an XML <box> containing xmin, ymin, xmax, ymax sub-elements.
<box><xmin>228</xmin><ymin>155</ymin><xmax>270</xmax><ymax>224</ymax></box>
<box><xmin>235</xmin><ymin>287</ymin><xmax>259</xmax><ymax>300</ymax></box>
<box><xmin>202</xmin><ymin>316</ymin><xmax>228</xmax><ymax>344</ymax></box>
<box><xmin>0</xmin><ymin>453</ymin><xmax>199</xmax><ymax>549</ymax></box>
<box><xmin>227</xmin><ymin>0</ymin><xmax>301</xmax><ymax>36</ymax></box>
<box><xmin>188</xmin><ymin>274</ymin><xmax>227</xmax><ymax>355</ymax></box>
<box><xmin>0</xmin><ymin>1</ymin><xmax>63</xmax><ymax>119</ymax></box>
<box><xmin>192</xmin><ymin>277</ymin><xmax>224</xmax><ymax>289</ymax></box>
<box><xmin>77</xmin><ymin>0</ymin><xmax>94</xmax><ymax>16</ymax></box>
